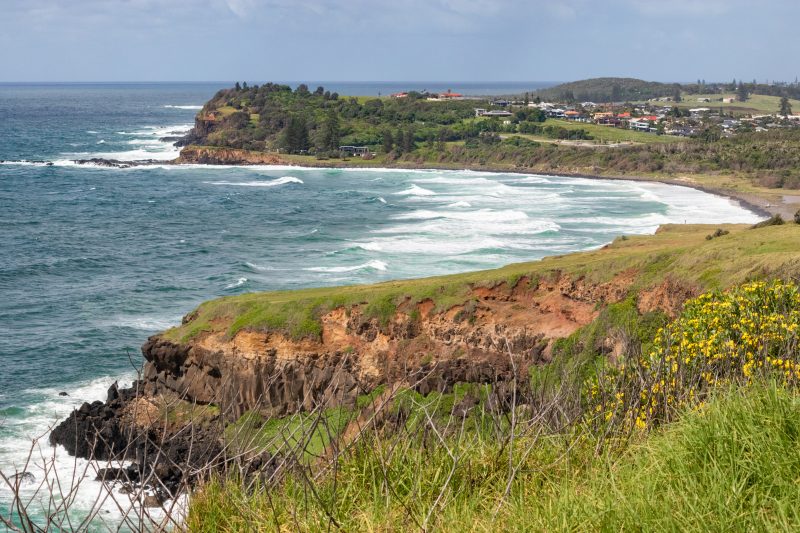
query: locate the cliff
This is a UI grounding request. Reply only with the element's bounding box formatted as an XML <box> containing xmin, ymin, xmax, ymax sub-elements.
<box><xmin>48</xmin><ymin>222</ymin><xmax>800</xmax><ymax>500</ymax></box>
<box><xmin>137</xmin><ymin>223</ymin><xmax>800</xmax><ymax>420</ymax></box>
<box><xmin>176</xmin><ymin>145</ymin><xmax>287</xmax><ymax>165</ymax></box>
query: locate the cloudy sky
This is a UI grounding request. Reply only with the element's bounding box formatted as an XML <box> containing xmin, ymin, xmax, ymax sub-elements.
<box><xmin>1</xmin><ymin>0</ymin><xmax>797</xmax><ymax>82</ymax></box>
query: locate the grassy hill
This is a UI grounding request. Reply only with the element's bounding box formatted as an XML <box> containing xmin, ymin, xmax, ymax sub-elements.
<box><xmin>534</xmin><ymin>77</ymin><xmax>677</xmax><ymax>102</ymax></box>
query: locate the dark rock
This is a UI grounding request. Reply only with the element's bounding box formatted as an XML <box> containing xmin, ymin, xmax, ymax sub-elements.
<box><xmin>143</xmin><ymin>494</ymin><xmax>163</xmax><ymax>508</ymax></box>
<box><xmin>58</xmin><ymin>392</ymin><xmax>69</xmax><ymax>397</ymax></box>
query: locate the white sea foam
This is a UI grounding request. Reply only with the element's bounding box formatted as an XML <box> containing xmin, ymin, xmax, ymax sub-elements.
<box><xmin>96</xmin><ymin>315</ymin><xmax>180</xmax><ymax>331</ymax></box>
<box><xmin>0</xmin><ymin>375</ymin><xmax>163</xmax><ymax>527</ymax></box>
<box><xmin>377</xmin><ymin>197</ymin><xmax>387</xmax><ymax>204</ymax></box>
<box><xmin>225</xmin><ymin>277</ymin><xmax>248</xmax><ymax>289</ymax></box>
<box><xmin>446</xmin><ymin>201</ymin><xmax>472</xmax><ymax>208</ymax></box>
<box><xmin>392</xmin><ymin>208</ymin><xmax>530</xmax><ymax>223</ymax></box>
<box><xmin>394</xmin><ymin>184</ymin><xmax>436</xmax><ymax>196</ymax></box>
<box><xmin>205</xmin><ymin>176</ymin><xmax>304</xmax><ymax>187</ymax></box>
<box><xmin>164</xmin><ymin>105</ymin><xmax>203</xmax><ymax>110</ymax></box>
<box><xmin>305</xmin><ymin>260</ymin><xmax>388</xmax><ymax>273</ymax></box>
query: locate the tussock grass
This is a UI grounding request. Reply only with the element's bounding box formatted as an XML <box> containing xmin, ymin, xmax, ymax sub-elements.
<box><xmin>187</xmin><ymin>383</ymin><xmax>800</xmax><ymax>532</ymax></box>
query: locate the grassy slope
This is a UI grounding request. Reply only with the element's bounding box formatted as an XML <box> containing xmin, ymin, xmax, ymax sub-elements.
<box><xmin>511</xmin><ymin>118</ymin><xmax>679</xmax><ymax>144</ymax></box>
<box><xmin>187</xmin><ymin>381</ymin><xmax>800</xmax><ymax>532</ymax></box>
<box><xmin>675</xmin><ymin>92</ymin><xmax>800</xmax><ymax>114</ymax></box>
<box><xmin>164</xmin><ymin>223</ymin><xmax>800</xmax><ymax>343</ymax></box>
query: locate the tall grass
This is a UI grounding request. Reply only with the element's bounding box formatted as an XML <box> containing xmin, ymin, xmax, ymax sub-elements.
<box><xmin>187</xmin><ymin>280</ymin><xmax>800</xmax><ymax>532</ymax></box>
<box><xmin>187</xmin><ymin>382</ymin><xmax>800</xmax><ymax>532</ymax></box>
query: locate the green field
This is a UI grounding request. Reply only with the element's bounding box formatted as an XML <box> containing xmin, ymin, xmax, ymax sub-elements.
<box><xmin>673</xmin><ymin>93</ymin><xmax>800</xmax><ymax>114</ymax></box>
<box><xmin>513</xmin><ymin>118</ymin><xmax>680</xmax><ymax>144</ymax></box>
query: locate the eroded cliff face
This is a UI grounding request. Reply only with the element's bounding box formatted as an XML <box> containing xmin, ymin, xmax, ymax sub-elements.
<box><xmin>176</xmin><ymin>146</ymin><xmax>287</xmax><ymax>165</ymax></box>
<box><xmin>140</xmin><ymin>272</ymin><xmax>696</xmax><ymax>420</ymax></box>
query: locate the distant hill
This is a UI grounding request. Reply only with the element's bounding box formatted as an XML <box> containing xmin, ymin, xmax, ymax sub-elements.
<box><xmin>535</xmin><ymin>77</ymin><xmax>678</xmax><ymax>103</ymax></box>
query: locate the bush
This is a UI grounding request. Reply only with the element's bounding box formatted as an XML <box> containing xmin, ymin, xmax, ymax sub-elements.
<box><xmin>751</xmin><ymin>214</ymin><xmax>785</xmax><ymax>228</ymax></box>
<box><xmin>705</xmin><ymin>228</ymin><xmax>729</xmax><ymax>240</ymax></box>
<box><xmin>587</xmin><ymin>280</ymin><xmax>800</xmax><ymax>430</ymax></box>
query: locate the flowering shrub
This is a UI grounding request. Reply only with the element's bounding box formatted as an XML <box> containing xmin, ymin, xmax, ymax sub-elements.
<box><xmin>588</xmin><ymin>280</ymin><xmax>800</xmax><ymax>431</ymax></box>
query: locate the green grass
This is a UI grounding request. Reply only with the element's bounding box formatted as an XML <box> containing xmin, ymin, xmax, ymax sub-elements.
<box><xmin>543</xmin><ymin>118</ymin><xmax>679</xmax><ymax>144</ymax></box>
<box><xmin>674</xmin><ymin>93</ymin><xmax>800</xmax><ymax>115</ymax></box>
<box><xmin>187</xmin><ymin>381</ymin><xmax>800</xmax><ymax>532</ymax></box>
<box><xmin>223</xmin><ymin>406</ymin><xmax>353</xmax><ymax>459</ymax></box>
<box><xmin>163</xmin><ymin>223</ymin><xmax>800</xmax><ymax>343</ymax></box>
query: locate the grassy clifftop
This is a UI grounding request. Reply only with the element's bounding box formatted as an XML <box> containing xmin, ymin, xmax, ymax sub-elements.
<box><xmin>165</xmin><ymin>222</ymin><xmax>800</xmax><ymax>343</ymax></box>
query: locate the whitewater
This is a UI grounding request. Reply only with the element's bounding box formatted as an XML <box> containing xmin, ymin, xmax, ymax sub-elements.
<box><xmin>0</xmin><ymin>82</ymin><xmax>762</xmax><ymax>527</ymax></box>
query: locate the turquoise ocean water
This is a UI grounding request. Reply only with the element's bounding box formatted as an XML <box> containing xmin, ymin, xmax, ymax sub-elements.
<box><xmin>0</xmin><ymin>83</ymin><xmax>761</xmax><ymax>527</ymax></box>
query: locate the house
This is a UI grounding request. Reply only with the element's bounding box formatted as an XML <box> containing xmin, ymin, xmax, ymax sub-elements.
<box><xmin>437</xmin><ymin>90</ymin><xmax>463</xmax><ymax>100</ymax></box>
<box><xmin>391</xmin><ymin>92</ymin><xmax>408</xmax><ymax>98</ymax></box>
<box><xmin>697</xmin><ymin>97</ymin><xmax>711</xmax><ymax>102</ymax></box>
<box><xmin>722</xmin><ymin>97</ymin><xmax>736</xmax><ymax>103</ymax></box>
<box><xmin>593</xmin><ymin>112</ymin><xmax>617</xmax><ymax>125</ymax></box>
<box><xmin>629</xmin><ymin>118</ymin><xmax>653</xmax><ymax>132</ymax></box>
<box><xmin>564</xmin><ymin>110</ymin><xmax>582</xmax><ymax>120</ymax></box>
<box><xmin>475</xmin><ymin>109</ymin><xmax>513</xmax><ymax>117</ymax></box>
<box><xmin>689</xmin><ymin>107</ymin><xmax>711</xmax><ymax>117</ymax></box>
<box><xmin>339</xmin><ymin>146</ymin><xmax>370</xmax><ymax>156</ymax></box>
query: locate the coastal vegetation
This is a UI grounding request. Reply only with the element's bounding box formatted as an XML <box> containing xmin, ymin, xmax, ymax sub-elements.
<box><xmin>184</xmin><ymin>79</ymin><xmax>800</xmax><ymax>196</ymax></box>
<box><xmin>183</xmin><ymin>230</ymin><xmax>800</xmax><ymax>531</ymax></box>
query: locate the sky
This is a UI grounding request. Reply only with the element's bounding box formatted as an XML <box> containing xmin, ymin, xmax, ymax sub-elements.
<box><xmin>1</xmin><ymin>0</ymin><xmax>798</xmax><ymax>83</ymax></box>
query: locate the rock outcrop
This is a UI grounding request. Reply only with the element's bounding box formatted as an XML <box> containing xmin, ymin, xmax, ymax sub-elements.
<box><xmin>175</xmin><ymin>146</ymin><xmax>287</xmax><ymax>165</ymax></box>
<box><xmin>136</xmin><ymin>271</ymin><xmax>680</xmax><ymax>420</ymax></box>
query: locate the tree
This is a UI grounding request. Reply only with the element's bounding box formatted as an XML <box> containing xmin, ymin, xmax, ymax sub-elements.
<box><xmin>319</xmin><ymin>109</ymin><xmax>341</xmax><ymax>151</ymax></box>
<box><xmin>234</xmin><ymin>82</ymin><xmax>241</xmax><ymax>91</ymax></box>
<box><xmin>403</xmin><ymin>128</ymin><xmax>414</xmax><ymax>153</ymax></box>
<box><xmin>394</xmin><ymin>129</ymin><xmax>405</xmax><ymax>154</ymax></box>
<box><xmin>436</xmin><ymin>129</ymin><xmax>447</xmax><ymax>151</ymax></box>
<box><xmin>737</xmin><ymin>82</ymin><xmax>749</xmax><ymax>102</ymax></box>
<box><xmin>284</xmin><ymin>116</ymin><xmax>309</xmax><ymax>152</ymax></box>
<box><xmin>381</xmin><ymin>129</ymin><xmax>394</xmax><ymax>153</ymax></box>
<box><xmin>780</xmin><ymin>95</ymin><xmax>793</xmax><ymax>117</ymax></box>
<box><xmin>672</xmin><ymin>85</ymin><xmax>682</xmax><ymax>103</ymax></box>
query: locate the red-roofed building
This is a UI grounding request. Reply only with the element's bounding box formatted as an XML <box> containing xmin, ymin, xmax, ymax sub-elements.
<box><xmin>436</xmin><ymin>90</ymin><xmax>463</xmax><ymax>100</ymax></box>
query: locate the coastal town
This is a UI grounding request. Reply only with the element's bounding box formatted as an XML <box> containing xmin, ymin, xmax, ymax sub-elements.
<box><xmin>395</xmin><ymin>87</ymin><xmax>800</xmax><ymax>141</ymax></box>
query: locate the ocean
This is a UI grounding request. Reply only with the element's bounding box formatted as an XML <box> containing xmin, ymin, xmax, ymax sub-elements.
<box><xmin>0</xmin><ymin>82</ymin><xmax>761</xmax><ymax>527</ymax></box>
